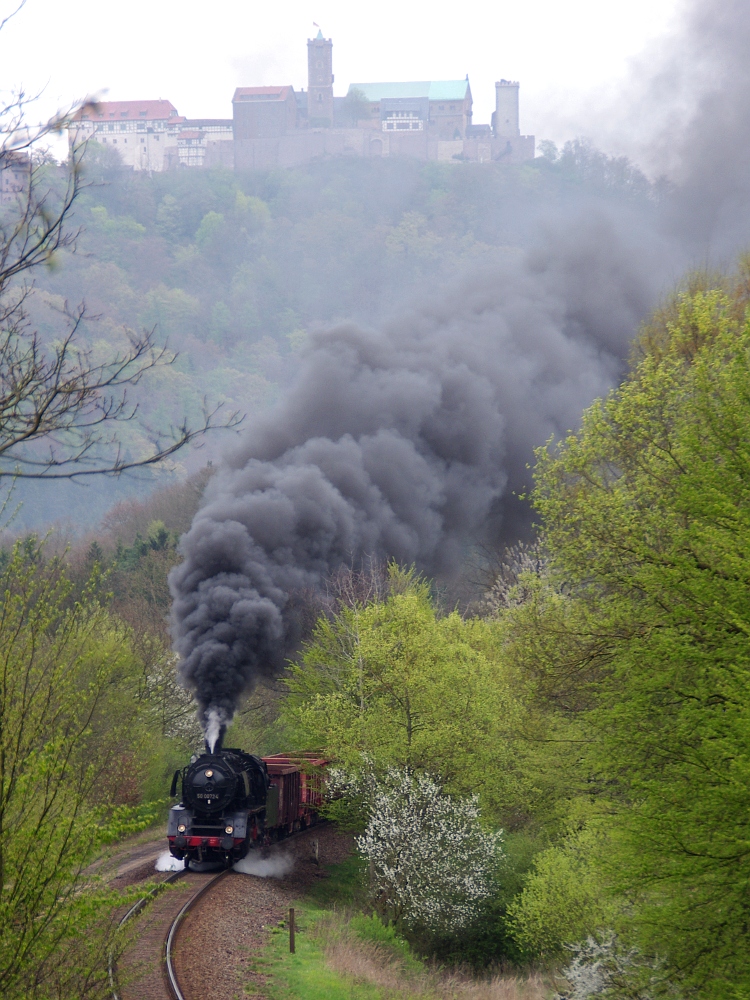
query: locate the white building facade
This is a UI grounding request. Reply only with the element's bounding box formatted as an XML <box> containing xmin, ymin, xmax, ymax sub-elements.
<box><xmin>68</xmin><ymin>101</ymin><xmax>233</xmax><ymax>172</ymax></box>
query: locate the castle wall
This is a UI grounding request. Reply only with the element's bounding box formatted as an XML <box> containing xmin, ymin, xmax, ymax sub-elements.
<box><xmin>488</xmin><ymin>134</ymin><xmax>535</xmax><ymax>162</ymax></box>
<box><xmin>233</xmin><ymin>127</ymin><xmax>534</xmax><ymax>171</ymax></box>
<box><xmin>233</xmin><ymin>90</ymin><xmax>298</xmax><ymax>170</ymax></box>
<box><xmin>204</xmin><ymin>139</ymin><xmax>235</xmax><ymax>169</ymax></box>
<box><xmin>436</xmin><ymin>140</ymin><xmax>464</xmax><ymax>161</ymax></box>
<box><xmin>428</xmin><ymin>99</ymin><xmax>471</xmax><ymax>140</ymax></box>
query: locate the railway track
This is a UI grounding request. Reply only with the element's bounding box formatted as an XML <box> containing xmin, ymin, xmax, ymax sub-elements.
<box><xmin>164</xmin><ymin>869</ymin><xmax>230</xmax><ymax>1000</ymax></box>
<box><xmin>109</xmin><ymin>826</ymin><xmax>332</xmax><ymax>999</ymax></box>
<box><xmin>111</xmin><ymin>867</ymin><xmax>230</xmax><ymax>1000</ymax></box>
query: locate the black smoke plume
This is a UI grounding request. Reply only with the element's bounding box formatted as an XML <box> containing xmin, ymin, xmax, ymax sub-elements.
<box><xmin>169</xmin><ymin>211</ymin><xmax>663</xmax><ymax>736</ymax></box>
<box><xmin>170</xmin><ymin>0</ymin><xmax>750</xmax><ymax>738</ymax></box>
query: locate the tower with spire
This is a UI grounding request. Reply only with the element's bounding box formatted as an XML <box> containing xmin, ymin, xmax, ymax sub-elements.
<box><xmin>307</xmin><ymin>30</ymin><xmax>334</xmax><ymax>127</ymax></box>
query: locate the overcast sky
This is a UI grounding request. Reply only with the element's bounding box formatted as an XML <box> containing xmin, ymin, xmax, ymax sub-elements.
<box><xmin>2</xmin><ymin>0</ymin><xmax>681</xmax><ymax>154</ymax></box>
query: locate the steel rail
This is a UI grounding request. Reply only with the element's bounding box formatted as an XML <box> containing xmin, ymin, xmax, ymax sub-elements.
<box><xmin>109</xmin><ymin>868</ymin><xmax>186</xmax><ymax>1000</ymax></box>
<box><xmin>111</xmin><ymin>821</ymin><xmax>326</xmax><ymax>999</ymax></box>
<box><xmin>164</xmin><ymin>868</ymin><xmax>231</xmax><ymax>1000</ymax></box>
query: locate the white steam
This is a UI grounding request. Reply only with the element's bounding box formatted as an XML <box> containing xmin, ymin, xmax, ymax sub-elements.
<box><xmin>155</xmin><ymin>851</ymin><xmax>184</xmax><ymax>871</ymax></box>
<box><xmin>233</xmin><ymin>850</ymin><xmax>294</xmax><ymax>878</ymax></box>
<box><xmin>205</xmin><ymin>708</ymin><xmax>224</xmax><ymax>753</ymax></box>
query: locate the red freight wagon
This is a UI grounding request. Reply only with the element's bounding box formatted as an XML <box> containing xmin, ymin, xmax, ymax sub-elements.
<box><xmin>261</xmin><ymin>752</ymin><xmax>329</xmax><ymax>834</ymax></box>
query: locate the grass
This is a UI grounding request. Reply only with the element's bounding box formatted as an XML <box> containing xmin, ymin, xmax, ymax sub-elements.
<box><xmin>252</xmin><ymin>902</ymin><xmax>385</xmax><ymax>1000</ymax></box>
<box><xmin>307</xmin><ymin>853</ymin><xmax>369</xmax><ymax>909</ymax></box>
<box><xmin>246</xmin><ymin>855</ymin><xmax>553</xmax><ymax>1000</ymax></box>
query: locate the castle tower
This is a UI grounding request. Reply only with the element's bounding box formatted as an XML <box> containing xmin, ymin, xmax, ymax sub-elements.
<box><xmin>307</xmin><ymin>31</ymin><xmax>334</xmax><ymax>127</ymax></box>
<box><xmin>494</xmin><ymin>80</ymin><xmax>520</xmax><ymax>137</ymax></box>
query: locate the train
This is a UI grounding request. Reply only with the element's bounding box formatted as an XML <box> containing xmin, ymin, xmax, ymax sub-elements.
<box><xmin>167</xmin><ymin>730</ymin><xmax>328</xmax><ymax>867</ymax></box>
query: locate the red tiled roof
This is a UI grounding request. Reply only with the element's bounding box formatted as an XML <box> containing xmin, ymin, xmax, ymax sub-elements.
<box><xmin>177</xmin><ymin>130</ymin><xmax>204</xmax><ymax>140</ymax></box>
<box><xmin>73</xmin><ymin>99</ymin><xmax>180</xmax><ymax>122</ymax></box>
<box><xmin>232</xmin><ymin>86</ymin><xmax>294</xmax><ymax>101</ymax></box>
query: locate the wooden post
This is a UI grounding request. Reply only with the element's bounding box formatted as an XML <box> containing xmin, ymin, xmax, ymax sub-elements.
<box><xmin>289</xmin><ymin>907</ymin><xmax>295</xmax><ymax>953</ymax></box>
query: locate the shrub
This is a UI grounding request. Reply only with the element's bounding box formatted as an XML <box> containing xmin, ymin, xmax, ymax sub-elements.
<box><xmin>507</xmin><ymin>828</ymin><xmax>616</xmax><ymax>959</ymax></box>
<box><xmin>351</xmin><ymin>766</ymin><xmax>503</xmax><ymax>935</ymax></box>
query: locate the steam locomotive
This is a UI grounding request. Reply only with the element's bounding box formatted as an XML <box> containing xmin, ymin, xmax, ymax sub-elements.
<box><xmin>167</xmin><ymin>731</ymin><xmax>327</xmax><ymax>867</ymax></box>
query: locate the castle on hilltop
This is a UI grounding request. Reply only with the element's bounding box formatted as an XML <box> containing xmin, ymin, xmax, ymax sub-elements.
<box><xmin>69</xmin><ymin>34</ymin><xmax>534</xmax><ymax>171</ymax></box>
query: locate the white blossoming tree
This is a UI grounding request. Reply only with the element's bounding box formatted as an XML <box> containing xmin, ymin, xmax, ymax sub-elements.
<box><xmin>349</xmin><ymin>766</ymin><xmax>503</xmax><ymax>934</ymax></box>
<box><xmin>555</xmin><ymin>935</ymin><xmax>673</xmax><ymax>1000</ymax></box>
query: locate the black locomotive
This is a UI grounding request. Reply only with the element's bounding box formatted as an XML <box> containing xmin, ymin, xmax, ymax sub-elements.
<box><xmin>167</xmin><ymin>731</ymin><xmax>328</xmax><ymax>867</ymax></box>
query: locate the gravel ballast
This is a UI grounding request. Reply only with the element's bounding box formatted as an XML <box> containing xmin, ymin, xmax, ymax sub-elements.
<box><xmin>173</xmin><ymin>824</ymin><xmax>353</xmax><ymax>1000</ymax></box>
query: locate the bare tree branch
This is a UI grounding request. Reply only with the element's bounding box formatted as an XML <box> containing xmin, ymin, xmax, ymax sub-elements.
<box><xmin>0</xmin><ymin>0</ymin><xmax>25</xmax><ymax>36</ymax></box>
<box><xmin>0</xmin><ymin>79</ymin><xmax>243</xmax><ymax>479</ymax></box>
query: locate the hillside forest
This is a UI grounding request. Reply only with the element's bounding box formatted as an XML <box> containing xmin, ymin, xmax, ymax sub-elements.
<box><xmin>12</xmin><ymin>137</ymin><xmax>653</xmax><ymax>528</ymax></box>
<box><xmin>1</xmin><ymin>141</ymin><xmax>748</xmax><ymax>1000</ymax></box>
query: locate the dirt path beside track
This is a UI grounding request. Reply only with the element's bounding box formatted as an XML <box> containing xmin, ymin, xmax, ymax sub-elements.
<box><xmin>109</xmin><ymin>824</ymin><xmax>352</xmax><ymax>1000</ymax></box>
<box><xmin>173</xmin><ymin>825</ymin><xmax>352</xmax><ymax>1000</ymax></box>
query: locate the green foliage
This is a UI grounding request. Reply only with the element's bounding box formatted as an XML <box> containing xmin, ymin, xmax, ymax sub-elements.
<box><xmin>113</xmin><ymin>518</ymin><xmax>178</xmax><ymax>570</ymax></box>
<box><xmin>194</xmin><ymin>209</ymin><xmax>225</xmax><ymax>247</ymax></box>
<box><xmin>307</xmin><ymin>852</ymin><xmax>369</xmax><ymax>911</ymax></box>
<box><xmin>0</xmin><ymin>539</ymin><xmax>158</xmax><ymax>998</ymax></box>
<box><xmin>349</xmin><ymin>912</ymin><xmax>414</xmax><ymax>961</ymax></box>
<box><xmin>155</xmin><ymin>193</ymin><xmax>183</xmax><ymax>241</ymax></box>
<box><xmin>140</xmin><ymin>284</ymin><xmax>202</xmax><ymax>340</ymax></box>
<box><xmin>282</xmin><ymin>567</ymin><xmax>524</xmax><ymax>824</ymax></box>
<box><xmin>343</xmin><ymin>87</ymin><xmax>371</xmax><ymax>126</ymax></box>
<box><xmin>515</xmin><ymin>278</ymin><xmax>750</xmax><ymax>994</ymax></box>
<box><xmin>506</xmin><ymin>828</ymin><xmax>617</xmax><ymax>960</ymax></box>
<box><xmin>280</xmin><ymin>567</ymin><xmax>579</xmax><ymax>965</ymax></box>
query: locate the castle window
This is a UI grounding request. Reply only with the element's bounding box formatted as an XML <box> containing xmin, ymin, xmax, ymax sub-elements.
<box><xmin>382</xmin><ymin>111</ymin><xmax>423</xmax><ymax>132</ymax></box>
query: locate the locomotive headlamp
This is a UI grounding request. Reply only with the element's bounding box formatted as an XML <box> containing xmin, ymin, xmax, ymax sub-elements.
<box><xmin>205</xmin><ymin>769</ymin><xmax>214</xmax><ymax>778</ymax></box>
<box><xmin>225</xmin><ymin>825</ymin><xmax>234</xmax><ymax>834</ymax></box>
<box><xmin>177</xmin><ymin>823</ymin><xmax>186</xmax><ymax>833</ymax></box>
